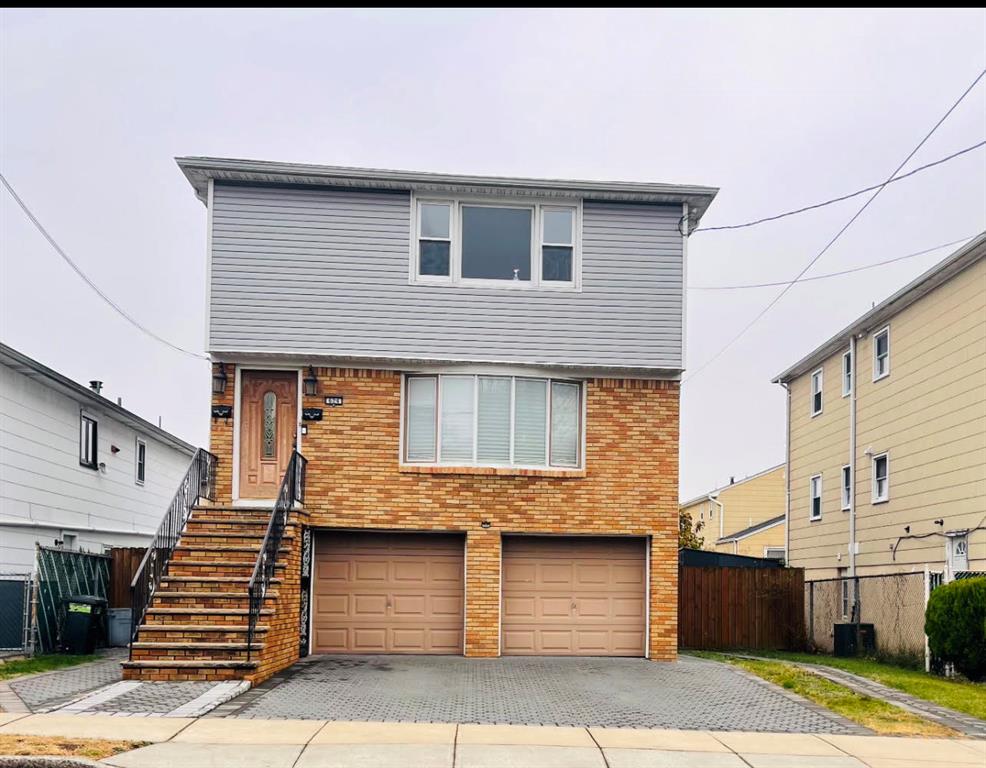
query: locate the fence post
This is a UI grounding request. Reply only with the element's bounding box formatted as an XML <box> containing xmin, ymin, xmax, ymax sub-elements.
<box><xmin>923</xmin><ymin>564</ymin><xmax>931</xmax><ymax>673</ymax></box>
<box><xmin>807</xmin><ymin>581</ymin><xmax>814</xmax><ymax>649</ymax></box>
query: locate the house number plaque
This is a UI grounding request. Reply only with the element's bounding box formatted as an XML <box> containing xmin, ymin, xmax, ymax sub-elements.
<box><xmin>324</xmin><ymin>395</ymin><xmax>344</xmax><ymax>407</ymax></box>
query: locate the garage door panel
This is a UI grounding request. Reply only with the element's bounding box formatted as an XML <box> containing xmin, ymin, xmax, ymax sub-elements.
<box><xmin>502</xmin><ymin>537</ymin><xmax>646</xmax><ymax>657</ymax></box>
<box><xmin>314</xmin><ymin>532</ymin><xmax>464</xmax><ymax>654</ymax></box>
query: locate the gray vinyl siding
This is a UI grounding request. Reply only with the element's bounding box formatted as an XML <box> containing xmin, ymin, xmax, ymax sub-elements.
<box><xmin>209</xmin><ymin>184</ymin><xmax>684</xmax><ymax>369</ymax></box>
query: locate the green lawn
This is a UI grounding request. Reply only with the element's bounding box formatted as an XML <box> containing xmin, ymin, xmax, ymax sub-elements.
<box><xmin>0</xmin><ymin>654</ymin><xmax>96</xmax><ymax>681</ymax></box>
<box><xmin>747</xmin><ymin>650</ymin><xmax>986</xmax><ymax>722</ymax></box>
<box><xmin>695</xmin><ymin>652</ymin><xmax>956</xmax><ymax>737</ymax></box>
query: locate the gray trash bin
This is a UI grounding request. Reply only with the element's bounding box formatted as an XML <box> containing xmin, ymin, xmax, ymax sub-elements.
<box><xmin>107</xmin><ymin>608</ymin><xmax>132</xmax><ymax>647</ymax></box>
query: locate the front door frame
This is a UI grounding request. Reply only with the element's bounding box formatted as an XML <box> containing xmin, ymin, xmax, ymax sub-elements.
<box><xmin>232</xmin><ymin>364</ymin><xmax>303</xmax><ymax>506</ymax></box>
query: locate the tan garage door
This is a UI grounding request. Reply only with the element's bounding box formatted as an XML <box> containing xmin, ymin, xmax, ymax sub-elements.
<box><xmin>502</xmin><ymin>536</ymin><xmax>646</xmax><ymax>656</ymax></box>
<box><xmin>313</xmin><ymin>532</ymin><xmax>464</xmax><ymax>654</ymax></box>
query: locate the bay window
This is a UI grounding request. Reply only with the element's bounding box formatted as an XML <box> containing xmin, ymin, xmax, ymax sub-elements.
<box><xmin>403</xmin><ymin>374</ymin><xmax>583</xmax><ymax>468</ymax></box>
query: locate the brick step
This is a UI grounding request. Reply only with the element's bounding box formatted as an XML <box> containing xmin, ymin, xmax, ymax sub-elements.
<box><xmin>172</xmin><ymin>546</ymin><xmax>290</xmax><ymax>565</ymax></box>
<box><xmin>159</xmin><ymin>576</ymin><xmax>282</xmax><ymax>592</ymax></box>
<box><xmin>192</xmin><ymin>506</ymin><xmax>303</xmax><ymax>521</ymax></box>
<box><xmin>152</xmin><ymin>593</ymin><xmax>278</xmax><ymax>609</ymax></box>
<box><xmin>154</xmin><ymin>590</ymin><xmax>279</xmax><ymax>600</ymax></box>
<box><xmin>135</xmin><ymin>625</ymin><xmax>268</xmax><ymax>643</ymax></box>
<box><xmin>143</xmin><ymin>608</ymin><xmax>274</xmax><ymax>626</ymax></box>
<box><xmin>165</xmin><ymin>561</ymin><xmax>286</xmax><ymax>579</ymax></box>
<box><xmin>185</xmin><ymin>521</ymin><xmax>274</xmax><ymax>535</ymax></box>
<box><xmin>181</xmin><ymin>532</ymin><xmax>296</xmax><ymax>543</ymax></box>
<box><xmin>122</xmin><ymin>659</ymin><xmax>259</xmax><ymax>682</ymax></box>
<box><xmin>132</xmin><ymin>641</ymin><xmax>264</xmax><ymax>651</ymax></box>
<box><xmin>131</xmin><ymin>645</ymin><xmax>261</xmax><ymax>662</ymax></box>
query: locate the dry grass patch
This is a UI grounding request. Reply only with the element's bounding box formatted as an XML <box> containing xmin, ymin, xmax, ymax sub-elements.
<box><xmin>0</xmin><ymin>734</ymin><xmax>146</xmax><ymax>759</ymax></box>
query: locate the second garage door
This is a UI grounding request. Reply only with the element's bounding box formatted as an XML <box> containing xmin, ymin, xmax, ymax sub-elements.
<box><xmin>501</xmin><ymin>536</ymin><xmax>646</xmax><ymax>656</ymax></box>
<box><xmin>313</xmin><ymin>532</ymin><xmax>464</xmax><ymax>654</ymax></box>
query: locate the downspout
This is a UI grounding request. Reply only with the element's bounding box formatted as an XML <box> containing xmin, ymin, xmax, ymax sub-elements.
<box><xmin>781</xmin><ymin>382</ymin><xmax>791</xmax><ymax>564</ymax></box>
<box><xmin>849</xmin><ymin>334</ymin><xmax>858</xmax><ymax>579</ymax></box>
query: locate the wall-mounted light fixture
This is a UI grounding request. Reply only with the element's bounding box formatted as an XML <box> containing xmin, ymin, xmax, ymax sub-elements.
<box><xmin>480</xmin><ymin>520</ymin><xmax>492</xmax><ymax>529</ymax></box>
<box><xmin>212</xmin><ymin>363</ymin><xmax>228</xmax><ymax>395</ymax></box>
<box><xmin>304</xmin><ymin>366</ymin><xmax>318</xmax><ymax>397</ymax></box>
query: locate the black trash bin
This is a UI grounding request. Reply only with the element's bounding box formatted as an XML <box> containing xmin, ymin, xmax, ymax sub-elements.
<box><xmin>60</xmin><ymin>595</ymin><xmax>107</xmax><ymax>654</ymax></box>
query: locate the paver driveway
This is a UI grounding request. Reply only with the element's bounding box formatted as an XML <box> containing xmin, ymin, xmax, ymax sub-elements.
<box><xmin>216</xmin><ymin>654</ymin><xmax>863</xmax><ymax>733</ymax></box>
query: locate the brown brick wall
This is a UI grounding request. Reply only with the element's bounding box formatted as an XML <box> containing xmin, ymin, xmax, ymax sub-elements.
<box><xmin>211</xmin><ymin>367</ymin><xmax>680</xmax><ymax>660</ymax></box>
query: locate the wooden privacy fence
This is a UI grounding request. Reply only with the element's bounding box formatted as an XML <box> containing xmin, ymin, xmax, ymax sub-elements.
<box><xmin>108</xmin><ymin>547</ymin><xmax>146</xmax><ymax>608</ymax></box>
<box><xmin>678</xmin><ymin>565</ymin><xmax>806</xmax><ymax>651</ymax></box>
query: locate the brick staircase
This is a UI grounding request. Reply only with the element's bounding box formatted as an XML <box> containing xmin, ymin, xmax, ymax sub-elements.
<box><xmin>122</xmin><ymin>506</ymin><xmax>299</xmax><ymax>682</ymax></box>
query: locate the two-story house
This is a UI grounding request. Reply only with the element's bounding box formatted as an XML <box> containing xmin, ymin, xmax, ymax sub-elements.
<box><xmin>774</xmin><ymin>232</ymin><xmax>986</xmax><ymax>583</ymax></box>
<box><xmin>122</xmin><ymin>157</ymin><xmax>717</xmax><ymax>683</ymax></box>
<box><xmin>0</xmin><ymin>342</ymin><xmax>195</xmax><ymax>571</ymax></box>
<box><xmin>680</xmin><ymin>465</ymin><xmax>786</xmax><ymax>559</ymax></box>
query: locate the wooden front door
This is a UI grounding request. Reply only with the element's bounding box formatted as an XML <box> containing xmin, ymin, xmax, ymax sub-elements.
<box><xmin>239</xmin><ymin>370</ymin><xmax>298</xmax><ymax>499</ymax></box>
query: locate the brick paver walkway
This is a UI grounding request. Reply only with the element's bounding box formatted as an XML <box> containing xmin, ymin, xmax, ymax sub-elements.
<box><xmin>215</xmin><ymin>654</ymin><xmax>865</xmax><ymax>733</ymax></box>
<box><xmin>9</xmin><ymin>650</ymin><xmax>126</xmax><ymax>711</ymax></box>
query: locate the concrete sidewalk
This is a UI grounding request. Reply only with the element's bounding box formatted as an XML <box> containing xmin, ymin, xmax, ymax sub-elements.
<box><xmin>2</xmin><ymin>714</ymin><xmax>984</xmax><ymax>768</ymax></box>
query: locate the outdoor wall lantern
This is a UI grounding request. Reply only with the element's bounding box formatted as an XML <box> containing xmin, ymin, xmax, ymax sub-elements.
<box><xmin>303</xmin><ymin>366</ymin><xmax>319</xmax><ymax>397</ymax></box>
<box><xmin>212</xmin><ymin>363</ymin><xmax>228</xmax><ymax>395</ymax></box>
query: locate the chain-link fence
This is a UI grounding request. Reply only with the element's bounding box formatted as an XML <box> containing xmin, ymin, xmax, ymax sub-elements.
<box><xmin>805</xmin><ymin>570</ymin><xmax>943</xmax><ymax>667</ymax></box>
<box><xmin>0</xmin><ymin>572</ymin><xmax>33</xmax><ymax>653</ymax></box>
<box><xmin>35</xmin><ymin>545</ymin><xmax>110</xmax><ymax>654</ymax></box>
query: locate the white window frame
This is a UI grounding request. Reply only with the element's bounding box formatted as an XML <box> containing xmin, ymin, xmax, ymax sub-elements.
<box><xmin>79</xmin><ymin>412</ymin><xmax>98</xmax><ymax>470</ymax></box>
<box><xmin>809</xmin><ymin>474</ymin><xmax>822</xmax><ymax>521</ymax></box>
<box><xmin>135</xmin><ymin>437</ymin><xmax>147</xmax><ymax>486</ymax></box>
<box><xmin>841</xmin><ymin>465</ymin><xmax>851</xmax><ymax>511</ymax></box>
<box><xmin>873</xmin><ymin>326</ymin><xmax>890</xmax><ymax>381</ymax></box>
<box><xmin>871</xmin><ymin>452</ymin><xmax>889</xmax><ymax>504</ymax></box>
<box><xmin>763</xmin><ymin>547</ymin><xmax>785</xmax><ymax>561</ymax></box>
<box><xmin>810</xmin><ymin>368</ymin><xmax>824</xmax><ymax>417</ymax></box>
<box><xmin>842</xmin><ymin>349</ymin><xmax>852</xmax><ymax>397</ymax></box>
<box><xmin>401</xmin><ymin>373</ymin><xmax>584</xmax><ymax>470</ymax></box>
<box><xmin>409</xmin><ymin>193</ymin><xmax>582</xmax><ymax>291</ymax></box>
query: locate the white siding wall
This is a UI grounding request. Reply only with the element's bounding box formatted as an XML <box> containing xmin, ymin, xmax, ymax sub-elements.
<box><xmin>0</xmin><ymin>365</ymin><xmax>194</xmax><ymax>571</ymax></box>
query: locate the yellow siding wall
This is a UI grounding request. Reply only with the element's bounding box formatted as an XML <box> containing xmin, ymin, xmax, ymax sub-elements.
<box><xmin>681</xmin><ymin>465</ymin><xmax>785</xmax><ymax>551</ymax></box>
<box><xmin>788</xmin><ymin>256</ymin><xmax>986</xmax><ymax>578</ymax></box>
<box><xmin>713</xmin><ymin>524</ymin><xmax>786</xmax><ymax>558</ymax></box>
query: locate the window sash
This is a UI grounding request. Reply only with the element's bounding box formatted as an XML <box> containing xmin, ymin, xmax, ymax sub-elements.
<box><xmin>872</xmin><ymin>455</ymin><xmax>889</xmax><ymax>501</ymax></box>
<box><xmin>136</xmin><ymin>439</ymin><xmax>146</xmax><ymax>485</ymax></box>
<box><xmin>873</xmin><ymin>328</ymin><xmax>890</xmax><ymax>379</ymax></box>
<box><xmin>79</xmin><ymin>415</ymin><xmax>97</xmax><ymax>468</ymax></box>
<box><xmin>810</xmin><ymin>476</ymin><xmax>822</xmax><ymax>520</ymax></box>
<box><xmin>811</xmin><ymin>369</ymin><xmax>823</xmax><ymax>415</ymax></box>
<box><xmin>842</xmin><ymin>350</ymin><xmax>852</xmax><ymax>396</ymax></box>
<box><xmin>404</xmin><ymin>374</ymin><xmax>581</xmax><ymax>469</ymax></box>
<box><xmin>841</xmin><ymin>465</ymin><xmax>851</xmax><ymax>510</ymax></box>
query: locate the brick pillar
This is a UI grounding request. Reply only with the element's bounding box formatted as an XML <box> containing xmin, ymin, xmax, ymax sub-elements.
<box><xmin>465</xmin><ymin>528</ymin><xmax>500</xmax><ymax>657</ymax></box>
<box><xmin>210</xmin><ymin>363</ymin><xmax>235</xmax><ymax>505</ymax></box>
<box><xmin>649</xmin><ymin>531</ymin><xmax>678</xmax><ymax>660</ymax></box>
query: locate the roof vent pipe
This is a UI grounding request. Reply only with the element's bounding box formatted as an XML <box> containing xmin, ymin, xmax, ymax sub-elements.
<box><xmin>729</xmin><ymin>476</ymin><xmax>735</xmax><ymax>485</ymax></box>
<box><xmin>89</xmin><ymin>381</ymin><xmax>103</xmax><ymax>395</ymax></box>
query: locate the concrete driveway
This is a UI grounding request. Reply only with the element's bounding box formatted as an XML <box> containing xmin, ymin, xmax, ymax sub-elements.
<box><xmin>214</xmin><ymin>654</ymin><xmax>862</xmax><ymax>733</ymax></box>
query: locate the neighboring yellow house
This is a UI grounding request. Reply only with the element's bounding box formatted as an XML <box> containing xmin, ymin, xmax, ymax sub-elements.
<box><xmin>680</xmin><ymin>465</ymin><xmax>786</xmax><ymax>559</ymax></box>
<box><xmin>774</xmin><ymin>232</ymin><xmax>986</xmax><ymax>582</ymax></box>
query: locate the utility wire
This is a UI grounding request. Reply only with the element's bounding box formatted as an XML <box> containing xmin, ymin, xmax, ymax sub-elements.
<box><xmin>689</xmin><ymin>236</ymin><xmax>975</xmax><ymax>290</ymax></box>
<box><xmin>1</xmin><ymin>172</ymin><xmax>208</xmax><ymax>361</ymax></box>
<box><xmin>683</xmin><ymin>67</ymin><xmax>986</xmax><ymax>384</ymax></box>
<box><xmin>693</xmin><ymin>142</ymin><xmax>985</xmax><ymax>233</ymax></box>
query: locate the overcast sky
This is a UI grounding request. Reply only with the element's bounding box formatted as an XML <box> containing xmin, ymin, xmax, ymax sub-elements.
<box><xmin>2</xmin><ymin>9</ymin><xmax>984</xmax><ymax>501</ymax></box>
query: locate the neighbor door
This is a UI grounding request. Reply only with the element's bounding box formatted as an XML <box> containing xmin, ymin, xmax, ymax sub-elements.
<box><xmin>239</xmin><ymin>370</ymin><xmax>298</xmax><ymax>500</ymax></box>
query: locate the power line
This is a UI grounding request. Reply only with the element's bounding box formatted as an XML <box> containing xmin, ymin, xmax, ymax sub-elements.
<box><xmin>0</xmin><ymin>172</ymin><xmax>208</xmax><ymax>361</ymax></box>
<box><xmin>683</xmin><ymin>67</ymin><xmax>986</xmax><ymax>384</ymax></box>
<box><xmin>688</xmin><ymin>236</ymin><xmax>975</xmax><ymax>290</ymax></box>
<box><xmin>692</xmin><ymin>141</ymin><xmax>985</xmax><ymax>233</ymax></box>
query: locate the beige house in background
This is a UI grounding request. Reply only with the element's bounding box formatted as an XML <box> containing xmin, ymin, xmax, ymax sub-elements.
<box><xmin>774</xmin><ymin>232</ymin><xmax>986</xmax><ymax>582</ymax></box>
<box><xmin>680</xmin><ymin>465</ymin><xmax>786</xmax><ymax>559</ymax></box>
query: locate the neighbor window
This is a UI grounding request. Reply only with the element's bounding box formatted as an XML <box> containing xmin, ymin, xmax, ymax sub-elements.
<box><xmin>809</xmin><ymin>475</ymin><xmax>822</xmax><ymax>520</ymax></box>
<box><xmin>873</xmin><ymin>327</ymin><xmax>890</xmax><ymax>380</ymax></box>
<box><xmin>135</xmin><ymin>438</ymin><xmax>147</xmax><ymax>486</ymax></box>
<box><xmin>841</xmin><ymin>465</ymin><xmax>851</xmax><ymax>510</ymax></box>
<box><xmin>764</xmin><ymin>547</ymin><xmax>785</xmax><ymax>562</ymax></box>
<box><xmin>413</xmin><ymin>198</ymin><xmax>579</xmax><ymax>288</ymax></box>
<box><xmin>872</xmin><ymin>453</ymin><xmax>889</xmax><ymax>503</ymax></box>
<box><xmin>810</xmin><ymin>368</ymin><xmax>823</xmax><ymax>416</ymax></box>
<box><xmin>80</xmin><ymin>414</ymin><xmax>98</xmax><ymax>469</ymax></box>
<box><xmin>842</xmin><ymin>349</ymin><xmax>852</xmax><ymax>396</ymax></box>
<box><xmin>403</xmin><ymin>374</ymin><xmax>582</xmax><ymax>468</ymax></box>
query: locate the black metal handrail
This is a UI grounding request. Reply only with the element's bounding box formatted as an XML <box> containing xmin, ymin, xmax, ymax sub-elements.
<box><xmin>129</xmin><ymin>448</ymin><xmax>217</xmax><ymax>657</ymax></box>
<box><xmin>247</xmin><ymin>450</ymin><xmax>306</xmax><ymax>659</ymax></box>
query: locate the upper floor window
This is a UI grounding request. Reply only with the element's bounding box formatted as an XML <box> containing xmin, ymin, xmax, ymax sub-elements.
<box><xmin>873</xmin><ymin>326</ymin><xmax>890</xmax><ymax>381</ymax></box>
<box><xmin>135</xmin><ymin>437</ymin><xmax>147</xmax><ymax>486</ymax></box>
<box><xmin>842</xmin><ymin>349</ymin><xmax>852</xmax><ymax>397</ymax></box>
<box><xmin>810</xmin><ymin>368</ymin><xmax>823</xmax><ymax>416</ymax></box>
<box><xmin>79</xmin><ymin>414</ymin><xmax>98</xmax><ymax>469</ymax></box>
<box><xmin>841</xmin><ymin>465</ymin><xmax>851</xmax><ymax>510</ymax></box>
<box><xmin>809</xmin><ymin>474</ymin><xmax>822</xmax><ymax>520</ymax></box>
<box><xmin>403</xmin><ymin>374</ymin><xmax>582</xmax><ymax>469</ymax></box>
<box><xmin>872</xmin><ymin>453</ymin><xmax>889</xmax><ymax>503</ymax></box>
<box><xmin>412</xmin><ymin>197</ymin><xmax>580</xmax><ymax>289</ymax></box>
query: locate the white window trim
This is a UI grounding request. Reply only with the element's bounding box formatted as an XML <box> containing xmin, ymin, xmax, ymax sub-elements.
<box><xmin>810</xmin><ymin>368</ymin><xmax>824</xmax><ymax>417</ymax></box>
<box><xmin>79</xmin><ymin>411</ymin><xmax>98</xmax><ymax>470</ymax></box>
<box><xmin>809</xmin><ymin>474</ymin><xmax>822</xmax><ymax>521</ymax></box>
<box><xmin>135</xmin><ymin>436</ymin><xmax>147</xmax><ymax>486</ymax></box>
<box><xmin>872</xmin><ymin>326</ymin><xmax>890</xmax><ymax>382</ymax></box>
<box><xmin>841</xmin><ymin>464</ymin><xmax>851</xmax><ymax>511</ymax></box>
<box><xmin>871</xmin><ymin>452</ymin><xmax>889</xmax><ymax>504</ymax></box>
<box><xmin>842</xmin><ymin>349</ymin><xmax>852</xmax><ymax>397</ymax></box>
<box><xmin>401</xmin><ymin>372</ymin><xmax>584</xmax><ymax>470</ymax></box>
<box><xmin>409</xmin><ymin>192</ymin><xmax>582</xmax><ymax>291</ymax></box>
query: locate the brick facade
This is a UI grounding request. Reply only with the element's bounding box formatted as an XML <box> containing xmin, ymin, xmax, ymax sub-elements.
<box><xmin>210</xmin><ymin>364</ymin><xmax>680</xmax><ymax>663</ymax></box>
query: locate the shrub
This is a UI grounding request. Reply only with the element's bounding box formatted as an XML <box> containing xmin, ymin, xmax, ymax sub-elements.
<box><xmin>924</xmin><ymin>577</ymin><xmax>986</xmax><ymax>681</ymax></box>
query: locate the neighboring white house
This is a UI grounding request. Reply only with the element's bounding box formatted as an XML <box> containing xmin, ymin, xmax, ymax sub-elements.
<box><xmin>0</xmin><ymin>342</ymin><xmax>196</xmax><ymax>571</ymax></box>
